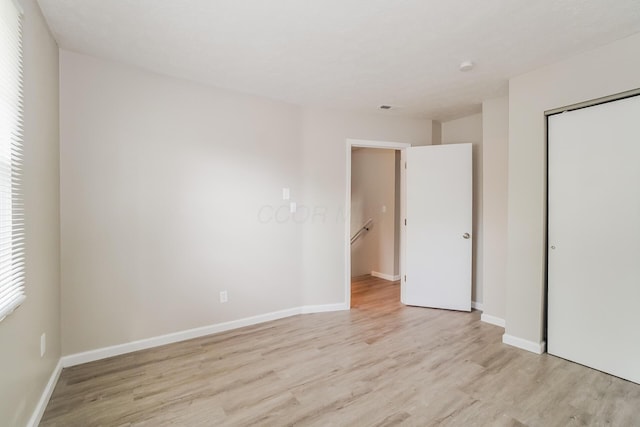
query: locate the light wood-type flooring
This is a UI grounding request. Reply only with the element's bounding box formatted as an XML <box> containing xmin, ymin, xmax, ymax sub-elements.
<box><xmin>41</xmin><ymin>275</ymin><xmax>640</xmax><ymax>426</ymax></box>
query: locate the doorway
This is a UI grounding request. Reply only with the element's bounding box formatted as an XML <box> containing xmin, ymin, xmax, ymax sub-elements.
<box><xmin>350</xmin><ymin>146</ymin><xmax>402</xmax><ymax>307</ymax></box>
<box><xmin>345</xmin><ymin>139</ymin><xmax>409</xmax><ymax>309</ymax></box>
<box><xmin>345</xmin><ymin>139</ymin><xmax>473</xmax><ymax>312</ymax></box>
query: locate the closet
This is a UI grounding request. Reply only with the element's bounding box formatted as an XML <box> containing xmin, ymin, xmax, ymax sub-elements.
<box><xmin>547</xmin><ymin>92</ymin><xmax>640</xmax><ymax>384</ymax></box>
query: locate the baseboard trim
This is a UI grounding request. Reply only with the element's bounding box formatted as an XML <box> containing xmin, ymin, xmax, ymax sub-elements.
<box><xmin>471</xmin><ymin>301</ymin><xmax>483</xmax><ymax>311</ymax></box>
<box><xmin>27</xmin><ymin>358</ymin><xmax>63</xmax><ymax>427</ymax></box>
<box><xmin>61</xmin><ymin>303</ymin><xmax>347</xmax><ymax>368</ymax></box>
<box><xmin>502</xmin><ymin>334</ymin><xmax>546</xmax><ymax>354</ymax></box>
<box><xmin>301</xmin><ymin>303</ymin><xmax>350</xmax><ymax>313</ymax></box>
<box><xmin>371</xmin><ymin>271</ymin><xmax>401</xmax><ymax>281</ymax></box>
<box><xmin>481</xmin><ymin>313</ymin><xmax>506</xmax><ymax>328</ymax></box>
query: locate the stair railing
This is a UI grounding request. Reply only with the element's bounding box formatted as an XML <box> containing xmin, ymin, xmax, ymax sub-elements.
<box><xmin>350</xmin><ymin>218</ymin><xmax>373</xmax><ymax>245</ymax></box>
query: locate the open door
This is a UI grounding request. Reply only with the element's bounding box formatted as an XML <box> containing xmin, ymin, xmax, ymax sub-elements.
<box><xmin>402</xmin><ymin>143</ymin><xmax>472</xmax><ymax>311</ymax></box>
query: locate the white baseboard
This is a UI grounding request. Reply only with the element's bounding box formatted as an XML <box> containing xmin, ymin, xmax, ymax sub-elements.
<box><xmin>371</xmin><ymin>271</ymin><xmax>401</xmax><ymax>281</ymax></box>
<box><xmin>301</xmin><ymin>303</ymin><xmax>349</xmax><ymax>313</ymax></box>
<box><xmin>61</xmin><ymin>303</ymin><xmax>347</xmax><ymax>368</ymax></box>
<box><xmin>32</xmin><ymin>304</ymin><xmax>346</xmax><ymax>424</ymax></box>
<box><xmin>481</xmin><ymin>313</ymin><xmax>506</xmax><ymax>328</ymax></box>
<box><xmin>471</xmin><ymin>301</ymin><xmax>483</xmax><ymax>311</ymax></box>
<box><xmin>27</xmin><ymin>358</ymin><xmax>63</xmax><ymax>427</ymax></box>
<box><xmin>502</xmin><ymin>334</ymin><xmax>546</xmax><ymax>354</ymax></box>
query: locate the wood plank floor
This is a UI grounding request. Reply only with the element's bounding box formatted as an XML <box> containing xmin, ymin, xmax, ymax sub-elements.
<box><xmin>41</xmin><ymin>275</ymin><xmax>640</xmax><ymax>426</ymax></box>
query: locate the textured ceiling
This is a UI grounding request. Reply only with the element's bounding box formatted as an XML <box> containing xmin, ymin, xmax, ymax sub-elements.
<box><xmin>38</xmin><ymin>0</ymin><xmax>640</xmax><ymax>120</ymax></box>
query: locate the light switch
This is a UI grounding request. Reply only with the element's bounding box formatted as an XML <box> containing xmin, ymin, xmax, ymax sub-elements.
<box><xmin>381</xmin><ymin>205</ymin><xmax>387</xmax><ymax>213</ymax></box>
<box><xmin>282</xmin><ymin>188</ymin><xmax>290</xmax><ymax>200</ymax></box>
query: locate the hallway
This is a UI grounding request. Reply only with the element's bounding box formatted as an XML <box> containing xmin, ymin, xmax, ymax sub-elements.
<box><xmin>351</xmin><ymin>274</ymin><xmax>400</xmax><ymax>309</ymax></box>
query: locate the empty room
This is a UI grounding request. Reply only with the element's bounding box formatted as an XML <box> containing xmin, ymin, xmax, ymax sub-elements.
<box><xmin>2</xmin><ymin>0</ymin><xmax>640</xmax><ymax>425</ymax></box>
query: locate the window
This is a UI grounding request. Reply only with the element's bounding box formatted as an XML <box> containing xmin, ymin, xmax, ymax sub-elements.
<box><xmin>0</xmin><ymin>0</ymin><xmax>25</xmax><ymax>321</ymax></box>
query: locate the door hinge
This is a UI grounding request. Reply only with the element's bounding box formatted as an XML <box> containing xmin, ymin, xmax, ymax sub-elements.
<box><xmin>405</xmin><ymin>161</ymin><xmax>407</xmax><ymax>169</ymax></box>
<box><xmin>404</xmin><ymin>275</ymin><xmax>407</xmax><ymax>282</ymax></box>
<box><xmin>404</xmin><ymin>218</ymin><xmax>407</xmax><ymax>226</ymax></box>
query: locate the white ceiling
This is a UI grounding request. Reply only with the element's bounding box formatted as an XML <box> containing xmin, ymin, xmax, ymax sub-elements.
<box><xmin>38</xmin><ymin>0</ymin><xmax>640</xmax><ymax>120</ymax></box>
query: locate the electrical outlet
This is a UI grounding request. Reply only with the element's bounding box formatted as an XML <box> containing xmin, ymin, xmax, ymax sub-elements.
<box><xmin>219</xmin><ymin>290</ymin><xmax>228</xmax><ymax>303</ymax></box>
<box><xmin>40</xmin><ymin>333</ymin><xmax>46</xmax><ymax>358</ymax></box>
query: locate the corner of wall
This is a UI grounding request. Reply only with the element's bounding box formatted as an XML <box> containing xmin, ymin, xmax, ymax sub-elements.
<box><xmin>431</xmin><ymin>120</ymin><xmax>442</xmax><ymax>145</ymax></box>
<box><xmin>0</xmin><ymin>0</ymin><xmax>62</xmax><ymax>426</ymax></box>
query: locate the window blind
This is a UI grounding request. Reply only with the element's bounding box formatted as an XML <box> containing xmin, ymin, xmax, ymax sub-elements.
<box><xmin>0</xmin><ymin>0</ymin><xmax>25</xmax><ymax>321</ymax></box>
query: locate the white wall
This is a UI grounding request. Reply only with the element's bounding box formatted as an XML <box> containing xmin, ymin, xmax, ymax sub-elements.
<box><xmin>60</xmin><ymin>50</ymin><xmax>304</xmax><ymax>355</ymax></box>
<box><xmin>0</xmin><ymin>0</ymin><xmax>61</xmax><ymax>425</ymax></box>
<box><xmin>481</xmin><ymin>97</ymin><xmax>508</xmax><ymax>322</ymax></box>
<box><xmin>300</xmin><ymin>109</ymin><xmax>432</xmax><ymax>306</ymax></box>
<box><xmin>506</xmin><ymin>32</ymin><xmax>640</xmax><ymax>348</ymax></box>
<box><xmin>442</xmin><ymin>113</ymin><xmax>483</xmax><ymax>304</ymax></box>
<box><xmin>59</xmin><ymin>50</ymin><xmax>434</xmax><ymax>355</ymax></box>
<box><xmin>350</xmin><ymin>148</ymin><xmax>397</xmax><ymax>277</ymax></box>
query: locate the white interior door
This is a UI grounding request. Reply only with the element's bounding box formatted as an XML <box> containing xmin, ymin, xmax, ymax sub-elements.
<box><xmin>402</xmin><ymin>143</ymin><xmax>472</xmax><ymax>311</ymax></box>
<box><xmin>548</xmin><ymin>94</ymin><xmax>640</xmax><ymax>384</ymax></box>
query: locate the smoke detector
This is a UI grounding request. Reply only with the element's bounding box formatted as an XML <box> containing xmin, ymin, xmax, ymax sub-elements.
<box><xmin>459</xmin><ymin>61</ymin><xmax>474</xmax><ymax>72</ymax></box>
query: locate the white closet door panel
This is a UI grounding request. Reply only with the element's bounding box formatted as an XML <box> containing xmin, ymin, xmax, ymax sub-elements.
<box><xmin>548</xmin><ymin>94</ymin><xmax>640</xmax><ymax>384</ymax></box>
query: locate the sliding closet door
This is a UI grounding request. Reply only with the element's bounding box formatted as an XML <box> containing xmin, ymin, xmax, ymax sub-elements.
<box><xmin>548</xmin><ymin>94</ymin><xmax>640</xmax><ymax>384</ymax></box>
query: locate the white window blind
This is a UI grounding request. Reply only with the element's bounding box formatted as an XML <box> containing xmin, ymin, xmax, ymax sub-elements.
<box><xmin>0</xmin><ymin>0</ymin><xmax>25</xmax><ymax>321</ymax></box>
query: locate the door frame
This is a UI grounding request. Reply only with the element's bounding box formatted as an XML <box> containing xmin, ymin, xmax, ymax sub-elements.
<box><xmin>345</xmin><ymin>139</ymin><xmax>411</xmax><ymax>308</ymax></box>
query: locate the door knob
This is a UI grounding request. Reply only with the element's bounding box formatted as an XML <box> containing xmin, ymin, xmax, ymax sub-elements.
<box><xmin>463</xmin><ymin>233</ymin><xmax>470</xmax><ymax>239</ymax></box>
